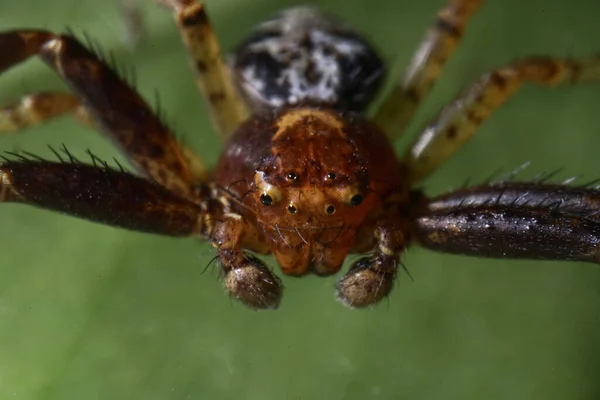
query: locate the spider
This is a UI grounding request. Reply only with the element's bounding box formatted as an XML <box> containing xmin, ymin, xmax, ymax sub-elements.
<box><xmin>1</xmin><ymin>0</ymin><xmax>599</xmax><ymax>310</ymax></box>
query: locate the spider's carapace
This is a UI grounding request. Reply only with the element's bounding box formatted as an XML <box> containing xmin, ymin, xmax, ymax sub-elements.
<box><xmin>215</xmin><ymin>108</ymin><xmax>406</xmax><ymax>276</ymax></box>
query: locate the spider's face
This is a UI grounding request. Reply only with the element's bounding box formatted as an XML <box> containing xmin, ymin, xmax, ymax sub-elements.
<box><xmin>244</xmin><ymin>108</ymin><xmax>398</xmax><ymax>276</ymax></box>
<box><xmin>231</xmin><ymin>7</ymin><xmax>385</xmax><ymax>112</ymax></box>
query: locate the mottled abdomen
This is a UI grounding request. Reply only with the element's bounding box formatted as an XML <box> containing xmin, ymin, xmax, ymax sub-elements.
<box><xmin>231</xmin><ymin>7</ymin><xmax>385</xmax><ymax>112</ymax></box>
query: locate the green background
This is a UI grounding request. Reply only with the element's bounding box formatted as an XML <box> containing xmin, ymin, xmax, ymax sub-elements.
<box><xmin>1</xmin><ymin>0</ymin><xmax>600</xmax><ymax>398</ymax></box>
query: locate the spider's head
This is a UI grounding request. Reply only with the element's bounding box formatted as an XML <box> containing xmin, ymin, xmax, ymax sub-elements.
<box><xmin>231</xmin><ymin>7</ymin><xmax>385</xmax><ymax>113</ymax></box>
<box><xmin>247</xmin><ymin>108</ymin><xmax>400</xmax><ymax>276</ymax></box>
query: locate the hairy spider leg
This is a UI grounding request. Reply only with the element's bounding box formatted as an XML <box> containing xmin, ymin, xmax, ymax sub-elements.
<box><xmin>0</xmin><ymin>160</ymin><xmax>206</xmax><ymax>235</ymax></box>
<box><xmin>158</xmin><ymin>0</ymin><xmax>249</xmax><ymax>140</ymax></box>
<box><xmin>0</xmin><ymin>30</ymin><xmax>207</xmax><ymax>198</ymax></box>
<box><xmin>373</xmin><ymin>0</ymin><xmax>483</xmax><ymax>140</ymax></box>
<box><xmin>403</xmin><ymin>56</ymin><xmax>600</xmax><ymax>184</ymax></box>
<box><xmin>0</xmin><ymin>91</ymin><xmax>209</xmax><ymax>183</ymax></box>
<box><xmin>411</xmin><ymin>182</ymin><xmax>600</xmax><ymax>263</ymax></box>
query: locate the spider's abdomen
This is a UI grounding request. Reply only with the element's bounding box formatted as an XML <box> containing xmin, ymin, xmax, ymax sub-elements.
<box><xmin>232</xmin><ymin>7</ymin><xmax>385</xmax><ymax>113</ymax></box>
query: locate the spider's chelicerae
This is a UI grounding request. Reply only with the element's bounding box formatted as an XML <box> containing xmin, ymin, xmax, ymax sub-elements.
<box><xmin>1</xmin><ymin>0</ymin><xmax>600</xmax><ymax>310</ymax></box>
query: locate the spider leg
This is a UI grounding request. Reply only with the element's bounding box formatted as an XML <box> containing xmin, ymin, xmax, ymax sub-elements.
<box><xmin>0</xmin><ymin>159</ymin><xmax>206</xmax><ymax>236</ymax></box>
<box><xmin>0</xmin><ymin>30</ymin><xmax>209</xmax><ymax>198</ymax></box>
<box><xmin>411</xmin><ymin>182</ymin><xmax>600</xmax><ymax>263</ymax></box>
<box><xmin>0</xmin><ymin>91</ymin><xmax>209</xmax><ymax>184</ymax></box>
<box><xmin>336</xmin><ymin>220</ymin><xmax>407</xmax><ymax>308</ymax></box>
<box><xmin>372</xmin><ymin>0</ymin><xmax>483</xmax><ymax>140</ymax></box>
<box><xmin>0</xmin><ymin>92</ymin><xmax>92</xmax><ymax>130</ymax></box>
<box><xmin>403</xmin><ymin>56</ymin><xmax>600</xmax><ymax>184</ymax></box>
<box><xmin>157</xmin><ymin>0</ymin><xmax>248</xmax><ymax>140</ymax></box>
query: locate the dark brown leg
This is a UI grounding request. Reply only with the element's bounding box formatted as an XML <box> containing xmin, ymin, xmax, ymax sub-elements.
<box><xmin>373</xmin><ymin>0</ymin><xmax>483</xmax><ymax>140</ymax></box>
<box><xmin>336</xmin><ymin>221</ymin><xmax>407</xmax><ymax>308</ymax></box>
<box><xmin>0</xmin><ymin>30</ymin><xmax>201</xmax><ymax>198</ymax></box>
<box><xmin>411</xmin><ymin>182</ymin><xmax>600</xmax><ymax>263</ymax></box>
<box><xmin>0</xmin><ymin>159</ymin><xmax>205</xmax><ymax>236</ymax></box>
<box><xmin>403</xmin><ymin>56</ymin><xmax>600</xmax><ymax>184</ymax></box>
<box><xmin>157</xmin><ymin>0</ymin><xmax>248</xmax><ymax>140</ymax></box>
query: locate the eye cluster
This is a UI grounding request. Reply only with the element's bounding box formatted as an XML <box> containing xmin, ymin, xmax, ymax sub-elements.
<box><xmin>257</xmin><ymin>170</ymin><xmax>364</xmax><ymax>215</ymax></box>
<box><xmin>232</xmin><ymin>7</ymin><xmax>385</xmax><ymax>112</ymax></box>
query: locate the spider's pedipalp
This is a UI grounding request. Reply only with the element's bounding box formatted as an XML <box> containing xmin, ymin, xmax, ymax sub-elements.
<box><xmin>336</xmin><ymin>221</ymin><xmax>407</xmax><ymax>308</ymax></box>
<box><xmin>221</xmin><ymin>252</ymin><xmax>283</xmax><ymax>310</ymax></box>
<box><xmin>336</xmin><ymin>256</ymin><xmax>397</xmax><ymax>308</ymax></box>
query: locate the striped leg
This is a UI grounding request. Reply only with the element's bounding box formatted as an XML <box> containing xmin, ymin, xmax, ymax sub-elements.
<box><xmin>403</xmin><ymin>56</ymin><xmax>600</xmax><ymax>184</ymax></box>
<box><xmin>158</xmin><ymin>0</ymin><xmax>248</xmax><ymax>140</ymax></box>
<box><xmin>0</xmin><ymin>30</ymin><xmax>208</xmax><ymax>198</ymax></box>
<box><xmin>0</xmin><ymin>92</ymin><xmax>92</xmax><ymax>130</ymax></box>
<box><xmin>373</xmin><ymin>0</ymin><xmax>483</xmax><ymax>140</ymax></box>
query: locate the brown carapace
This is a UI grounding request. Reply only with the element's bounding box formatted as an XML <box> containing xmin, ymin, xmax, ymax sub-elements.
<box><xmin>1</xmin><ymin>0</ymin><xmax>600</xmax><ymax>309</ymax></box>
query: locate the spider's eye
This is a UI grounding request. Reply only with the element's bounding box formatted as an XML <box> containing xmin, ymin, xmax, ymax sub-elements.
<box><xmin>326</xmin><ymin>172</ymin><xmax>336</xmax><ymax>180</ymax></box>
<box><xmin>349</xmin><ymin>194</ymin><xmax>364</xmax><ymax>207</ymax></box>
<box><xmin>260</xmin><ymin>194</ymin><xmax>274</xmax><ymax>206</ymax></box>
<box><xmin>255</xmin><ymin>172</ymin><xmax>282</xmax><ymax>205</ymax></box>
<box><xmin>287</xmin><ymin>172</ymin><xmax>298</xmax><ymax>181</ymax></box>
<box><xmin>325</xmin><ymin>204</ymin><xmax>336</xmax><ymax>215</ymax></box>
<box><xmin>287</xmin><ymin>203</ymin><xmax>298</xmax><ymax>214</ymax></box>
